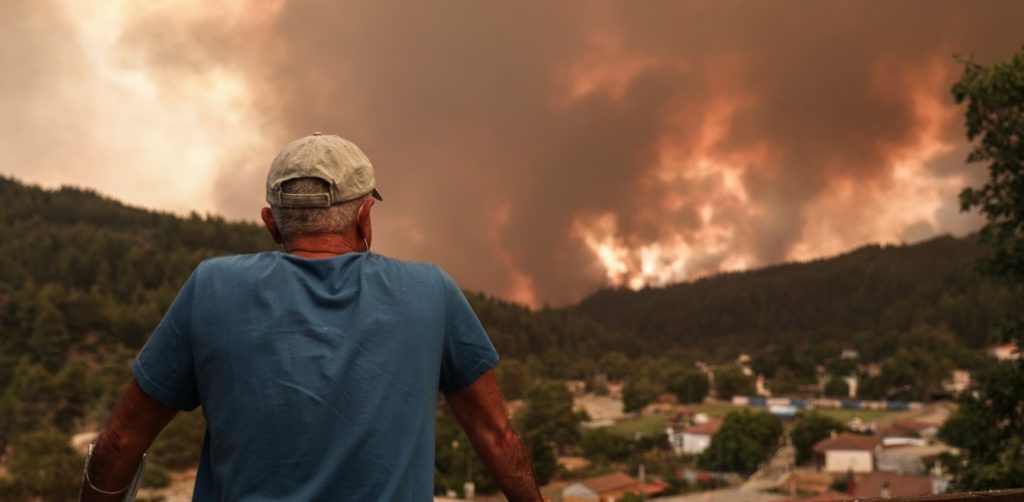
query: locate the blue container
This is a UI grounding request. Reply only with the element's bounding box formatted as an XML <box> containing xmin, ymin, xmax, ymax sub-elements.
<box><xmin>840</xmin><ymin>399</ymin><xmax>862</xmax><ymax>409</ymax></box>
<box><xmin>748</xmin><ymin>397</ymin><xmax>767</xmax><ymax>406</ymax></box>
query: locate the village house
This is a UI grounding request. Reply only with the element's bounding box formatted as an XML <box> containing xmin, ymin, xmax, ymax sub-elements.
<box><xmin>843</xmin><ymin>375</ymin><xmax>858</xmax><ymax>398</ymax></box>
<box><xmin>879</xmin><ymin>418</ymin><xmax>938</xmax><ymax>442</ymax></box>
<box><xmin>876</xmin><ymin>443</ymin><xmax>954</xmax><ymax>476</ymax></box>
<box><xmin>988</xmin><ymin>342</ymin><xmax>1019</xmax><ymax>361</ymax></box>
<box><xmin>562</xmin><ymin>472</ymin><xmax>641</xmax><ymax>502</ymax></box>
<box><xmin>667</xmin><ymin>416</ymin><xmax>722</xmax><ymax>456</ymax></box>
<box><xmin>942</xmin><ymin>369</ymin><xmax>971</xmax><ymax>394</ymax></box>
<box><xmin>812</xmin><ymin>432</ymin><xmax>880</xmax><ymax>473</ymax></box>
<box><xmin>562</xmin><ymin>471</ymin><xmax>667</xmax><ymax>502</ymax></box>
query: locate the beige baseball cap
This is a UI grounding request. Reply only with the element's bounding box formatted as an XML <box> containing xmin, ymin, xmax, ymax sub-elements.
<box><xmin>266</xmin><ymin>132</ymin><xmax>383</xmax><ymax>208</ymax></box>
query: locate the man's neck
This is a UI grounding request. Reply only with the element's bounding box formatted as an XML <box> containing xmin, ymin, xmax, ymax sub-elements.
<box><xmin>284</xmin><ymin>233</ymin><xmax>360</xmax><ymax>258</ymax></box>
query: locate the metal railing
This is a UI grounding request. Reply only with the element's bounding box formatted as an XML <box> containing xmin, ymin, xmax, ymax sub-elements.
<box><xmin>846</xmin><ymin>488</ymin><xmax>1024</xmax><ymax>501</ymax></box>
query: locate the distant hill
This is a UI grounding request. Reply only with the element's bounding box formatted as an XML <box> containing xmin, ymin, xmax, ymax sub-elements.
<box><xmin>0</xmin><ymin>175</ymin><xmax>1011</xmax><ymax>367</ymax></box>
<box><xmin>574</xmin><ymin>234</ymin><xmax>1014</xmax><ymax>357</ymax></box>
<box><xmin>0</xmin><ymin>176</ymin><xmax>617</xmax><ymax>368</ymax></box>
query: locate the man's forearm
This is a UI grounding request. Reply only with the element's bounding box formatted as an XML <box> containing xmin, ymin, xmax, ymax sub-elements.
<box><xmin>80</xmin><ymin>426</ymin><xmax>145</xmax><ymax>502</ymax></box>
<box><xmin>444</xmin><ymin>370</ymin><xmax>546</xmax><ymax>502</ymax></box>
<box><xmin>79</xmin><ymin>379</ymin><xmax>178</xmax><ymax>502</ymax></box>
<box><xmin>468</xmin><ymin>418</ymin><xmax>544</xmax><ymax>501</ymax></box>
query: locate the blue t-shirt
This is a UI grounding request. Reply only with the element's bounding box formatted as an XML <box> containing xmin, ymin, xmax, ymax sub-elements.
<box><xmin>132</xmin><ymin>252</ymin><xmax>499</xmax><ymax>501</ymax></box>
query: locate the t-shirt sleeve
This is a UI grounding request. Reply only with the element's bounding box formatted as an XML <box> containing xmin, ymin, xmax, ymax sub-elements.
<box><xmin>437</xmin><ymin>268</ymin><xmax>500</xmax><ymax>394</ymax></box>
<box><xmin>132</xmin><ymin>270</ymin><xmax>201</xmax><ymax>411</ymax></box>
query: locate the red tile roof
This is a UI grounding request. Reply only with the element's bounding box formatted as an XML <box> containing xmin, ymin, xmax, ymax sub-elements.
<box><xmin>579</xmin><ymin>471</ymin><xmax>640</xmax><ymax>494</ymax></box>
<box><xmin>641</xmin><ymin>479</ymin><xmax>670</xmax><ymax>496</ymax></box>
<box><xmin>881</xmin><ymin>418</ymin><xmax>934</xmax><ymax>438</ymax></box>
<box><xmin>813</xmin><ymin>433</ymin><xmax>880</xmax><ymax>452</ymax></box>
<box><xmin>683</xmin><ymin>419</ymin><xmax>723</xmax><ymax>436</ymax></box>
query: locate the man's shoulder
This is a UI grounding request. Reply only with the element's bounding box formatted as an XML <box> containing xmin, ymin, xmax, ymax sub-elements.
<box><xmin>196</xmin><ymin>252</ymin><xmax>275</xmax><ymax>273</ymax></box>
<box><xmin>192</xmin><ymin>252</ymin><xmax>454</xmax><ymax>287</ymax></box>
<box><xmin>365</xmin><ymin>254</ymin><xmax>447</xmax><ymax>281</ymax></box>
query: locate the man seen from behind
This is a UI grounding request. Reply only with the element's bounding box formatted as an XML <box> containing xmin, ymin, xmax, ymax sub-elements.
<box><xmin>79</xmin><ymin>133</ymin><xmax>546</xmax><ymax>501</ymax></box>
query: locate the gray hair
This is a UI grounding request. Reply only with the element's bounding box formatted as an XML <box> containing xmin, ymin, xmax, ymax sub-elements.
<box><xmin>270</xmin><ymin>178</ymin><xmax>367</xmax><ymax>242</ymax></box>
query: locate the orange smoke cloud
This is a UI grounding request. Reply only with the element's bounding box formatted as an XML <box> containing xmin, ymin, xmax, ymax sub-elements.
<box><xmin>2</xmin><ymin>1</ymin><xmax>1020</xmax><ymax>305</ymax></box>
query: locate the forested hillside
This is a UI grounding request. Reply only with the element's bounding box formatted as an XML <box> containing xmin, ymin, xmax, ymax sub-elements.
<box><xmin>0</xmin><ymin>176</ymin><xmax>1014</xmax><ymax>498</ymax></box>
<box><xmin>0</xmin><ymin>176</ymin><xmax>282</xmax><ymax>498</ymax></box>
<box><xmin>577</xmin><ymin>235</ymin><xmax>1014</xmax><ymax>352</ymax></box>
<box><xmin>0</xmin><ymin>176</ymin><xmax>622</xmax><ymax>498</ymax></box>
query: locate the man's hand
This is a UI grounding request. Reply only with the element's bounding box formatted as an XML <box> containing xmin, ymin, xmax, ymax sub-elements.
<box><xmin>80</xmin><ymin>379</ymin><xmax>178</xmax><ymax>502</ymax></box>
<box><xmin>444</xmin><ymin>369</ymin><xmax>547</xmax><ymax>502</ymax></box>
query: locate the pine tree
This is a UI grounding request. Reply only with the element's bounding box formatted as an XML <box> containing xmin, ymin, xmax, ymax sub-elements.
<box><xmin>0</xmin><ymin>360</ymin><xmax>60</xmax><ymax>444</ymax></box>
<box><xmin>28</xmin><ymin>295</ymin><xmax>71</xmax><ymax>373</ymax></box>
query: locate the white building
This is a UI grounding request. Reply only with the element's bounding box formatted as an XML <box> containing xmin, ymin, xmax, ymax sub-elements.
<box><xmin>667</xmin><ymin>417</ymin><xmax>722</xmax><ymax>456</ymax></box>
<box><xmin>943</xmin><ymin>369</ymin><xmax>971</xmax><ymax>394</ymax></box>
<box><xmin>813</xmin><ymin>432</ymin><xmax>880</xmax><ymax>473</ymax></box>
<box><xmin>681</xmin><ymin>419</ymin><xmax>722</xmax><ymax>455</ymax></box>
<box><xmin>988</xmin><ymin>342</ymin><xmax>1019</xmax><ymax>362</ymax></box>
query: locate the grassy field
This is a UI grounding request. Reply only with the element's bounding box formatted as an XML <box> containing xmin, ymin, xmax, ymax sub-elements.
<box><xmin>607</xmin><ymin>413</ymin><xmax>674</xmax><ymax>435</ymax></box>
<box><xmin>607</xmin><ymin>403</ymin><xmax>906</xmax><ymax>436</ymax></box>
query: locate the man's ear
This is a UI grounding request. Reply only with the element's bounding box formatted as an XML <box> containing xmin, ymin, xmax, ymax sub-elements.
<box><xmin>356</xmin><ymin>198</ymin><xmax>375</xmax><ymax>246</ymax></box>
<box><xmin>261</xmin><ymin>207</ymin><xmax>285</xmax><ymax>244</ymax></box>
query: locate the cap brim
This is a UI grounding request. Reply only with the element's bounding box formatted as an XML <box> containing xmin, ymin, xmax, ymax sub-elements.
<box><xmin>371</xmin><ymin>188</ymin><xmax>383</xmax><ymax>201</ymax></box>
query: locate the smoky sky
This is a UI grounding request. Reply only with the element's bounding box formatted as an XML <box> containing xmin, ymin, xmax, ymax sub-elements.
<box><xmin>3</xmin><ymin>1</ymin><xmax>1022</xmax><ymax>305</ymax></box>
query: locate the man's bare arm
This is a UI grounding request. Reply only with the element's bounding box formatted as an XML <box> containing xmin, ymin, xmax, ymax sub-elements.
<box><xmin>80</xmin><ymin>378</ymin><xmax>178</xmax><ymax>502</ymax></box>
<box><xmin>444</xmin><ymin>369</ymin><xmax>547</xmax><ymax>502</ymax></box>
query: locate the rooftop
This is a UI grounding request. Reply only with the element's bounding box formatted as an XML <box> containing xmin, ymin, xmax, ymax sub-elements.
<box><xmin>813</xmin><ymin>432</ymin><xmax>880</xmax><ymax>452</ymax></box>
<box><xmin>683</xmin><ymin>418</ymin><xmax>723</xmax><ymax>436</ymax></box>
<box><xmin>577</xmin><ymin>471</ymin><xmax>639</xmax><ymax>494</ymax></box>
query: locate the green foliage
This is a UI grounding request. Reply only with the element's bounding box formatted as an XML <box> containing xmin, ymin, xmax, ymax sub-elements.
<box><xmin>0</xmin><ymin>179</ymin><xmax>275</xmax><ymax>493</ymax></box>
<box><xmin>955</xmin><ymin>48</ymin><xmax>1024</xmax><ymax>285</ymax></box>
<box><xmin>877</xmin><ymin>348</ymin><xmax>953</xmax><ymax>401</ymax></box>
<box><xmin>577</xmin><ymin>235</ymin><xmax>1015</xmax><ymax>356</ymax></box>
<box><xmin>511</xmin><ymin>381</ymin><xmax>579</xmax><ymax>486</ymax></box>
<box><xmin>5</xmin><ymin>428</ymin><xmax>82</xmax><ymax>501</ymax></box>
<box><xmin>619</xmin><ymin>492</ymin><xmax>646</xmax><ymax>502</ymax></box>
<box><xmin>667</xmin><ymin>370</ymin><xmax>709</xmax><ymax>404</ymax></box>
<box><xmin>941</xmin><ymin>46</ymin><xmax>1024</xmax><ymax>491</ymax></box>
<box><xmin>698</xmin><ymin>409</ymin><xmax>783</xmax><ymax>474</ymax></box>
<box><xmin>586</xmin><ymin>377</ymin><xmax>610</xmax><ymax>396</ymax></box>
<box><xmin>851</xmin><ymin>326</ymin><xmax>976</xmax><ymax>400</ymax></box>
<box><xmin>528</xmin><ymin>436</ymin><xmax>558</xmax><ymax>485</ymax></box>
<box><xmin>142</xmin><ymin>464</ymin><xmax>172</xmax><ymax>489</ymax></box>
<box><xmin>29</xmin><ymin>292</ymin><xmax>71</xmax><ymax>373</ymax></box>
<box><xmin>857</xmin><ymin>375</ymin><xmax>886</xmax><ymax>400</ymax></box>
<box><xmin>941</xmin><ymin>363</ymin><xmax>1024</xmax><ymax>489</ymax></box>
<box><xmin>495</xmin><ymin>359</ymin><xmax>531</xmax><ymax>400</ymax></box>
<box><xmin>463</xmin><ymin>296</ymin><xmax>634</xmax><ymax>364</ymax></box>
<box><xmin>1</xmin><ymin>360</ymin><xmax>61</xmax><ymax>444</ymax></box>
<box><xmin>580</xmin><ymin>428</ymin><xmax>633</xmax><ymax>463</ymax></box>
<box><xmin>789</xmin><ymin>413</ymin><xmax>848</xmax><ymax>465</ymax></box>
<box><xmin>823</xmin><ymin>377</ymin><xmax>850</xmax><ymax>399</ymax></box>
<box><xmin>148</xmin><ymin>410</ymin><xmax>206</xmax><ymax>472</ymax></box>
<box><xmin>599</xmin><ymin>352</ymin><xmax>633</xmax><ymax>380</ymax></box>
<box><xmin>516</xmin><ymin>381</ymin><xmax>582</xmax><ymax>448</ymax></box>
<box><xmin>768</xmin><ymin>367</ymin><xmax>801</xmax><ymax>396</ymax></box>
<box><xmin>622</xmin><ymin>377</ymin><xmax>659</xmax><ymax>413</ymax></box>
<box><xmin>830</xmin><ymin>473</ymin><xmax>852</xmax><ymax>494</ymax></box>
<box><xmin>434</xmin><ymin>410</ymin><xmax>497</xmax><ymax>496</ymax></box>
<box><xmin>713</xmin><ymin>365</ymin><xmax>754</xmax><ymax>400</ymax></box>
